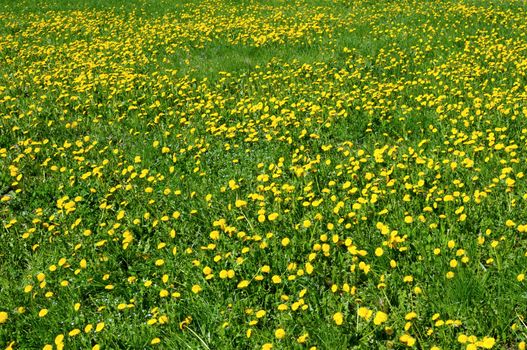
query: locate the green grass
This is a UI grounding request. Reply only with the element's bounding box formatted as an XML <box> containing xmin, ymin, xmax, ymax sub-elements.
<box><xmin>2</xmin><ymin>0</ymin><xmax>527</xmax><ymax>349</ymax></box>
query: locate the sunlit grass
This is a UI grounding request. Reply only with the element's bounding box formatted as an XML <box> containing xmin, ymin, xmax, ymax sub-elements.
<box><xmin>2</xmin><ymin>0</ymin><xmax>527</xmax><ymax>349</ymax></box>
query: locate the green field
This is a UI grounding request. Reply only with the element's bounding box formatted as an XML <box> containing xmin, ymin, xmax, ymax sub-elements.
<box><xmin>2</xmin><ymin>0</ymin><xmax>527</xmax><ymax>348</ymax></box>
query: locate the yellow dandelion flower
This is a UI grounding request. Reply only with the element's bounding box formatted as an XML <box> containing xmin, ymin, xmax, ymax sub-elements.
<box><xmin>358</xmin><ymin>307</ymin><xmax>372</xmax><ymax>320</ymax></box>
<box><xmin>275</xmin><ymin>328</ymin><xmax>286</xmax><ymax>339</ymax></box>
<box><xmin>237</xmin><ymin>280</ymin><xmax>250</xmax><ymax>289</ymax></box>
<box><xmin>54</xmin><ymin>334</ymin><xmax>64</xmax><ymax>345</ymax></box>
<box><xmin>374</xmin><ymin>311</ymin><xmax>388</xmax><ymax>325</ymax></box>
<box><xmin>38</xmin><ymin>309</ymin><xmax>48</xmax><ymax>317</ymax></box>
<box><xmin>268</xmin><ymin>213</ymin><xmax>279</xmax><ymax>221</ymax></box>
<box><xmin>271</xmin><ymin>275</ymin><xmax>282</xmax><ymax>284</ymax></box>
<box><xmin>333</xmin><ymin>312</ymin><xmax>344</xmax><ymax>325</ymax></box>
<box><xmin>68</xmin><ymin>329</ymin><xmax>81</xmax><ymax>337</ymax></box>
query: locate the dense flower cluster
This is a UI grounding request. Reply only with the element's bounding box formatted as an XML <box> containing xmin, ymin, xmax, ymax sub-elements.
<box><xmin>1</xmin><ymin>0</ymin><xmax>527</xmax><ymax>348</ymax></box>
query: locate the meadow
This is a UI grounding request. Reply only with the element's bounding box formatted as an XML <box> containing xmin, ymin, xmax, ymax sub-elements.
<box><xmin>1</xmin><ymin>0</ymin><xmax>527</xmax><ymax>348</ymax></box>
